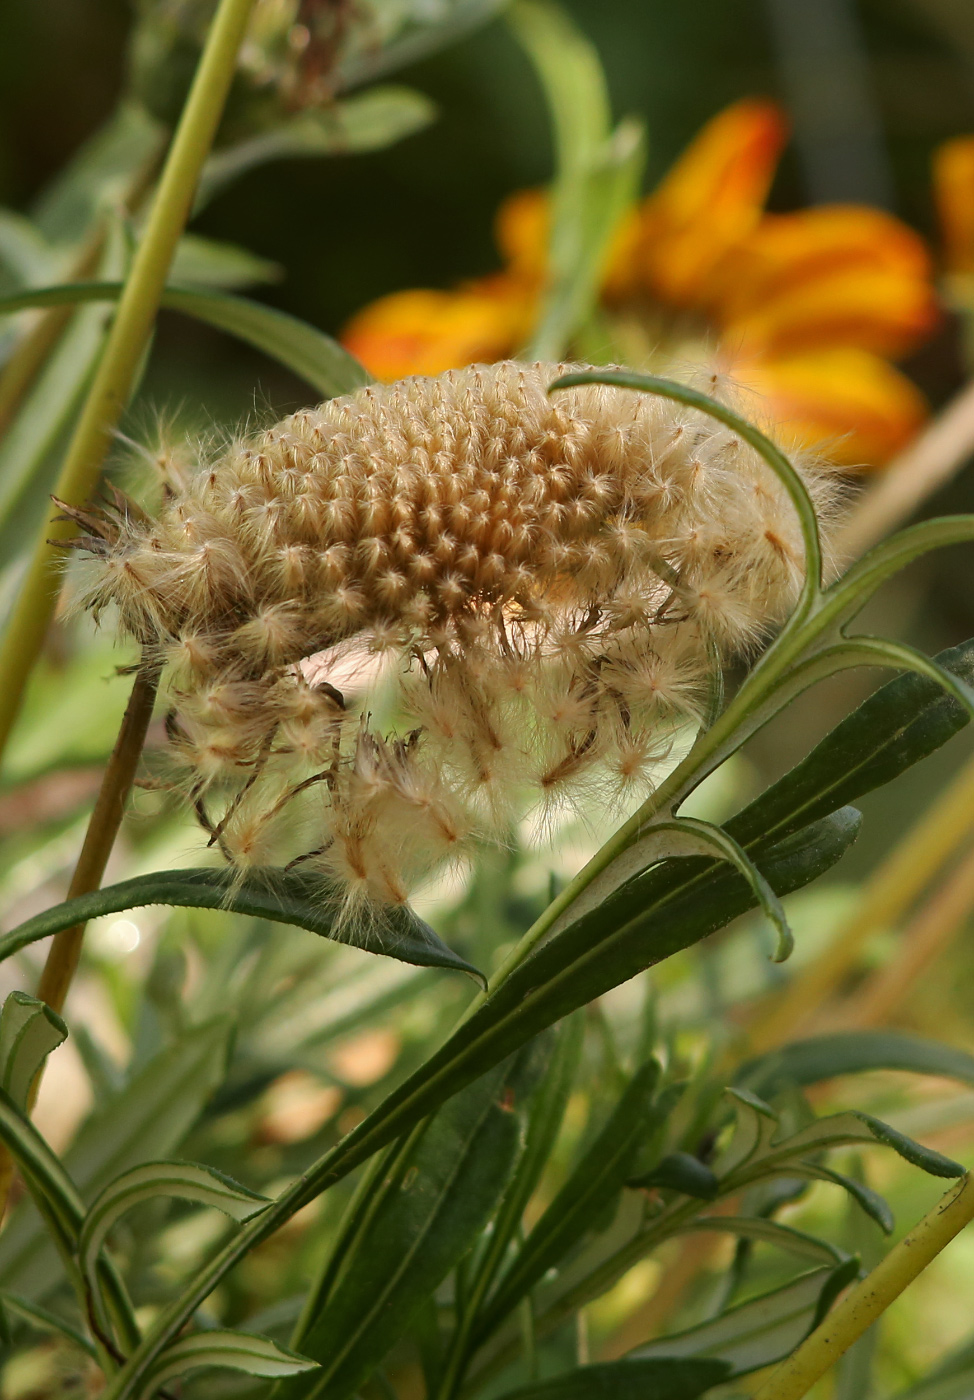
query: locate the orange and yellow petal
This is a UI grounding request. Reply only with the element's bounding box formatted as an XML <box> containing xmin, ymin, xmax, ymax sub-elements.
<box><xmin>341</xmin><ymin>281</ymin><xmax>531</xmax><ymax>383</ymax></box>
<box><xmin>732</xmin><ymin>348</ymin><xmax>928</xmax><ymax>469</ymax></box>
<box><xmin>635</xmin><ymin>99</ymin><xmax>788</xmax><ymax>309</ymax></box>
<box><xmin>712</xmin><ymin>205</ymin><xmax>933</xmax><ymax>320</ymax></box>
<box><xmin>934</xmin><ymin>136</ymin><xmax>974</xmax><ymax>276</ymax></box>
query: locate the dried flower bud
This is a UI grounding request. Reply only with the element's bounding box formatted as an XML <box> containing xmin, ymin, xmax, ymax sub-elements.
<box><xmin>77</xmin><ymin>361</ymin><xmax>839</xmax><ymax>921</ymax></box>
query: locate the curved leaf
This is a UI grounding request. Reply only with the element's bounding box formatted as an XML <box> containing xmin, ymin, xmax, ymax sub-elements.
<box><xmin>0</xmin><ymin>867</ymin><xmax>484</xmax><ymax>986</ymax></box>
<box><xmin>136</xmin><ymin>1330</ymin><xmax>317</xmax><ymax>1400</ymax></box>
<box><xmin>0</xmin><ymin>1291</ymin><xmax>96</xmax><ymax>1357</ymax></box>
<box><xmin>0</xmin><ymin>282</ymin><xmax>370</xmax><ymax>398</ymax></box>
<box><xmin>0</xmin><ymin>993</ymin><xmax>66</xmax><ymax>1109</ymax></box>
<box><xmin>674</xmin><ymin>1216</ymin><xmax>845</xmax><ymax>1266</ymax></box>
<box><xmin>80</xmin><ymin>1162</ymin><xmax>268</xmax><ymax>1327</ymax></box>
<box><xmin>738</xmin><ymin>1030</ymin><xmax>974</xmax><ymax>1099</ymax></box>
<box><xmin>631</xmin><ymin>1151</ymin><xmax>719</xmax><ymax>1201</ymax></box>
<box><xmin>549</xmin><ymin>369</ymin><xmax>823</xmax><ymax>617</ymax></box>
<box><xmin>728</xmin><ymin>637</ymin><xmax>974</xmax><ymax>849</ymax></box>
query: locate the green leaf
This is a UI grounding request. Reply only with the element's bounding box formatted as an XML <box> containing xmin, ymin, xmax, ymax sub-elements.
<box><xmin>510</xmin><ymin>2</ymin><xmax>644</xmax><ymax>360</ymax></box>
<box><xmin>789</xmin><ymin>1163</ymin><xmax>894</xmax><ymax>1235</ymax></box>
<box><xmin>0</xmin><ymin>282</ymin><xmax>370</xmax><ymax>399</ymax></box>
<box><xmin>0</xmin><ymin>1291</ymin><xmax>96</xmax><ymax>1356</ymax></box>
<box><xmin>0</xmin><ymin>867</ymin><xmax>484</xmax><ymax>986</ymax></box>
<box><xmin>674</xmin><ymin>1216</ymin><xmax>846</xmax><ymax>1267</ymax></box>
<box><xmin>632</xmin><ymin>1261</ymin><xmax>860</xmax><ymax>1377</ymax></box>
<box><xmin>494</xmin><ymin>1358</ymin><xmax>731</xmax><ymax>1400</ymax></box>
<box><xmin>336</xmin><ymin>0</ymin><xmax>508</xmax><ymax>90</ymax></box>
<box><xmin>283</xmin><ymin>1056</ymin><xmax>531</xmax><ymax>1400</ymax></box>
<box><xmin>0</xmin><ymin>1018</ymin><xmax>232</xmax><ymax>1299</ymax></box>
<box><xmin>725</xmin><ymin>1108</ymin><xmax>965</xmax><ymax>1187</ymax></box>
<box><xmin>79</xmin><ymin>1161</ymin><xmax>268</xmax><ymax>1329</ymax></box>
<box><xmin>136</xmin><ymin>1330</ymin><xmax>317</xmax><ymax>1400</ymax></box>
<box><xmin>0</xmin><ymin>1088</ymin><xmax>87</xmax><ymax>1253</ymax></box>
<box><xmin>0</xmin><ymin>210</ymin><xmax>61</xmax><ymax>286</ymax></box>
<box><xmin>727</xmin><ymin>637</ymin><xmax>974</xmax><ymax>849</ymax></box>
<box><xmin>476</xmin><ymin>1061</ymin><xmax>661</xmax><ymax>1341</ymax></box>
<box><xmin>0</xmin><ymin>993</ymin><xmax>67</xmax><ymax>1110</ymax></box>
<box><xmin>196</xmin><ymin>88</ymin><xmax>436</xmax><ymax>207</ymax></box>
<box><xmin>738</xmin><ymin>1030</ymin><xmax>974</xmax><ymax>1100</ymax></box>
<box><xmin>631</xmin><ymin>1152</ymin><xmax>719</xmax><ymax>1201</ymax></box>
<box><xmin>170</xmin><ymin>233</ymin><xmax>282</xmax><ymax>289</ymax></box>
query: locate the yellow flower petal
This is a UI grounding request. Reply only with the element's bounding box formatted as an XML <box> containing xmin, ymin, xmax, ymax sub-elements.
<box><xmin>495</xmin><ymin>188</ymin><xmax>550</xmax><ymax>282</ymax></box>
<box><xmin>934</xmin><ymin>136</ymin><xmax>974</xmax><ymax>276</ymax></box>
<box><xmin>733</xmin><ymin>349</ymin><xmax>928</xmax><ymax>469</ymax></box>
<box><xmin>636</xmin><ymin>99</ymin><xmax>788</xmax><ymax>308</ymax></box>
<box><xmin>341</xmin><ymin>282</ymin><xmax>530</xmax><ymax>382</ymax></box>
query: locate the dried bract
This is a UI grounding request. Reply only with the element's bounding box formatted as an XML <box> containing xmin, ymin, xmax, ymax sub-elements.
<box><xmin>76</xmin><ymin>361</ymin><xmax>838</xmax><ymax>920</ymax></box>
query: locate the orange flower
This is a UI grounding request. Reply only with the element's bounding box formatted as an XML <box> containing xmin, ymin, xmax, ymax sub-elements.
<box><xmin>934</xmin><ymin>136</ymin><xmax>974</xmax><ymax>277</ymax></box>
<box><xmin>343</xmin><ymin>99</ymin><xmax>939</xmax><ymax>470</ymax></box>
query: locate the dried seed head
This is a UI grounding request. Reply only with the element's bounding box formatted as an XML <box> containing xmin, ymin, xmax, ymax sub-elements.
<box><xmin>78</xmin><ymin>361</ymin><xmax>839</xmax><ymax>920</ymax></box>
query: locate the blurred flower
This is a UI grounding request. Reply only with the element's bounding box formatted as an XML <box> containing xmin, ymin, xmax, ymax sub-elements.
<box><xmin>343</xmin><ymin>100</ymin><xmax>939</xmax><ymax>470</ymax></box>
<box><xmin>934</xmin><ymin>136</ymin><xmax>974</xmax><ymax>278</ymax></box>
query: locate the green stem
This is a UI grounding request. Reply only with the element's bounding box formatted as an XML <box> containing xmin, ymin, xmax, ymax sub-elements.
<box><xmin>0</xmin><ymin>0</ymin><xmax>256</xmax><ymax>769</ymax></box>
<box><xmin>753</xmin><ymin>1175</ymin><xmax>974</xmax><ymax>1400</ymax></box>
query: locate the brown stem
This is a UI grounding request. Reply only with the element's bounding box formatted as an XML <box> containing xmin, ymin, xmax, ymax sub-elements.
<box><xmin>0</xmin><ymin>660</ymin><xmax>159</xmax><ymax>1223</ymax></box>
<box><xmin>35</xmin><ymin>661</ymin><xmax>161</xmax><ymax>1015</ymax></box>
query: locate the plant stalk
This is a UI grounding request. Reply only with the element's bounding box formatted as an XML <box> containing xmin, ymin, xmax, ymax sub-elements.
<box><xmin>0</xmin><ymin>662</ymin><xmax>159</xmax><ymax>1222</ymax></box>
<box><xmin>751</xmin><ymin>1174</ymin><xmax>974</xmax><ymax>1400</ymax></box>
<box><xmin>0</xmin><ymin>0</ymin><xmax>256</xmax><ymax>770</ymax></box>
<box><xmin>35</xmin><ymin>662</ymin><xmax>161</xmax><ymax>1016</ymax></box>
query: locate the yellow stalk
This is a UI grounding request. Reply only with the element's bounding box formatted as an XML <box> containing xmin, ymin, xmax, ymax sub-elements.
<box><xmin>751</xmin><ymin>1175</ymin><xmax>974</xmax><ymax>1400</ymax></box>
<box><xmin>745</xmin><ymin>747</ymin><xmax>974</xmax><ymax>1055</ymax></box>
<box><xmin>0</xmin><ymin>0</ymin><xmax>257</xmax><ymax>769</ymax></box>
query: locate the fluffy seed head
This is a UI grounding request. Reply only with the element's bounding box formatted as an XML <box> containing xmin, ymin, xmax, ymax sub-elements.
<box><xmin>76</xmin><ymin>361</ymin><xmax>839</xmax><ymax>920</ymax></box>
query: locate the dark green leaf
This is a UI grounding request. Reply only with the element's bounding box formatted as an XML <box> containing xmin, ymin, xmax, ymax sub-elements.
<box><xmin>0</xmin><ymin>282</ymin><xmax>370</xmax><ymax>398</ymax></box>
<box><xmin>738</xmin><ymin>1030</ymin><xmax>974</xmax><ymax>1099</ymax></box>
<box><xmin>476</xmin><ymin>1061</ymin><xmax>661</xmax><ymax>1340</ymax></box>
<box><xmin>494</xmin><ymin>1358</ymin><xmax>730</xmax><ymax>1400</ymax></box>
<box><xmin>673</xmin><ymin>1216</ymin><xmax>845</xmax><ymax>1266</ymax></box>
<box><xmin>283</xmin><ymin>1056</ymin><xmax>531</xmax><ymax>1400</ymax></box>
<box><xmin>631</xmin><ymin>1151</ymin><xmax>718</xmax><ymax>1200</ymax></box>
<box><xmin>0</xmin><ymin>867</ymin><xmax>484</xmax><ymax>986</ymax></box>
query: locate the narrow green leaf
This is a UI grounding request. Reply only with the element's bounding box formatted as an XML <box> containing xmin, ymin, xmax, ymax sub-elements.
<box><xmin>197</xmin><ymin>88</ymin><xmax>436</xmax><ymax>206</ymax></box>
<box><xmin>170</xmin><ymin>233</ymin><xmax>282</xmax><ymax>289</ymax></box>
<box><xmin>0</xmin><ymin>282</ymin><xmax>370</xmax><ymax>398</ymax></box>
<box><xmin>792</xmin><ymin>636</ymin><xmax>974</xmax><ymax>728</ymax></box>
<box><xmin>79</xmin><ymin>1161</ymin><xmax>268</xmax><ymax>1326</ymax></box>
<box><xmin>476</xmin><ymin>1061</ymin><xmax>661</xmax><ymax>1341</ymax></box>
<box><xmin>136</xmin><ymin>1329</ymin><xmax>317</xmax><ymax>1400</ymax></box>
<box><xmin>727</xmin><ymin>637</ymin><xmax>974</xmax><ymax>849</ymax></box>
<box><xmin>822</xmin><ymin>517</ymin><xmax>974</xmax><ymax>633</ymax></box>
<box><xmin>0</xmin><ymin>1018</ymin><xmax>232</xmax><ymax>1300</ymax></box>
<box><xmin>651</xmin><ymin>819</ymin><xmax>794</xmax><ymax>961</ymax></box>
<box><xmin>0</xmin><ymin>1088</ymin><xmax>86</xmax><ymax>1252</ymax></box>
<box><xmin>0</xmin><ymin>993</ymin><xmax>67</xmax><ymax>1109</ymax></box>
<box><xmin>0</xmin><ymin>1291</ymin><xmax>97</xmax><ymax>1357</ymax></box>
<box><xmin>0</xmin><ymin>867</ymin><xmax>484</xmax><ymax>986</ymax></box>
<box><xmin>494</xmin><ymin>1358</ymin><xmax>731</xmax><ymax>1400</ymax></box>
<box><xmin>712</xmin><ymin>1089</ymin><xmax>780</xmax><ymax>1180</ymax></box>
<box><xmin>787</xmin><ymin>1163</ymin><xmax>894</xmax><ymax>1235</ymax></box>
<box><xmin>631</xmin><ymin>1261</ymin><xmax>859</xmax><ymax>1377</ymax></box>
<box><xmin>738</xmin><ymin>1030</ymin><xmax>974</xmax><ymax>1099</ymax></box>
<box><xmin>283</xmin><ymin>1056</ymin><xmax>531</xmax><ymax>1400</ymax></box>
<box><xmin>674</xmin><ymin>1216</ymin><xmax>845</xmax><ymax>1266</ymax></box>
